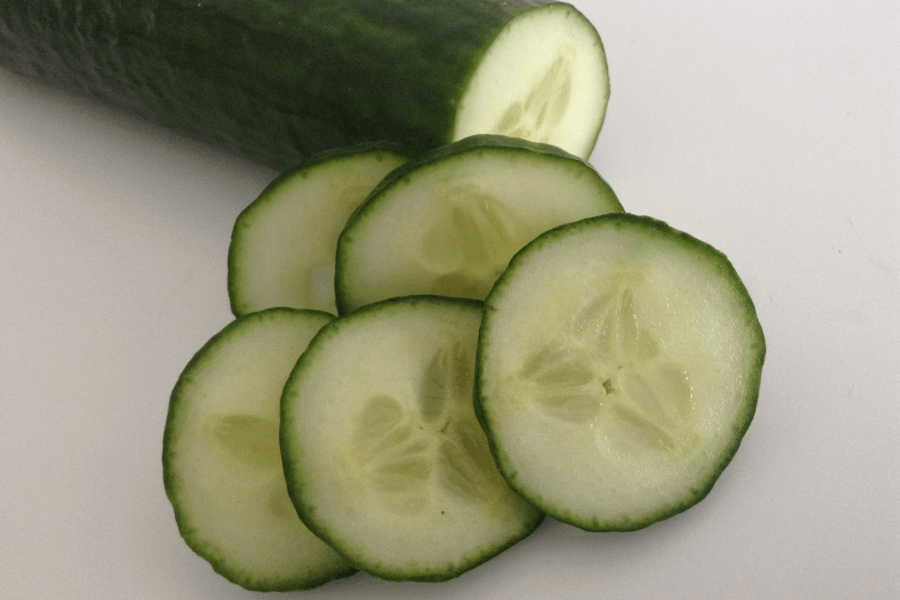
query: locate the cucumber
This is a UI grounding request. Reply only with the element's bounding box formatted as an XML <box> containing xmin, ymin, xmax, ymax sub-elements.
<box><xmin>335</xmin><ymin>135</ymin><xmax>622</xmax><ymax>314</ymax></box>
<box><xmin>0</xmin><ymin>1</ymin><xmax>608</xmax><ymax>169</ymax></box>
<box><xmin>228</xmin><ymin>143</ymin><xmax>410</xmax><ymax>316</ymax></box>
<box><xmin>162</xmin><ymin>308</ymin><xmax>355</xmax><ymax>591</ymax></box>
<box><xmin>476</xmin><ymin>214</ymin><xmax>765</xmax><ymax>531</ymax></box>
<box><xmin>280</xmin><ymin>296</ymin><xmax>544</xmax><ymax>582</ymax></box>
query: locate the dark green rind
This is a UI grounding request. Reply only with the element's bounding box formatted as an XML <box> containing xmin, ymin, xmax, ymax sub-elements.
<box><xmin>227</xmin><ymin>141</ymin><xmax>412</xmax><ymax>316</ymax></box>
<box><xmin>334</xmin><ymin>134</ymin><xmax>623</xmax><ymax>315</ymax></box>
<box><xmin>475</xmin><ymin>213</ymin><xmax>766</xmax><ymax>532</ymax></box>
<box><xmin>0</xmin><ymin>0</ymin><xmax>564</xmax><ymax>170</ymax></box>
<box><xmin>280</xmin><ymin>295</ymin><xmax>544</xmax><ymax>583</ymax></box>
<box><xmin>162</xmin><ymin>308</ymin><xmax>356</xmax><ymax>592</ymax></box>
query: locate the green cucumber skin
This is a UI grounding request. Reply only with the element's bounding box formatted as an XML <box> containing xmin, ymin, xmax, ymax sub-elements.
<box><xmin>475</xmin><ymin>214</ymin><xmax>766</xmax><ymax>532</ymax></box>
<box><xmin>0</xmin><ymin>0</ymin><xmax>553</xmax><ymax>169</ymax></box>
<box><xmin>334</xmin><ymin>134</ymin><xmax>623</xmax><ymax>315</ymax></box>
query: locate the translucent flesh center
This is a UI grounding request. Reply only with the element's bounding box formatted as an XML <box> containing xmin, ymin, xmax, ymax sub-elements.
<box><xmin>417</xmin><ymin>184</ymin><xmax>527</xmax><ymax>300</ymax></box>
<box><xmin>515</xmin><ymin>282</ymin><xmax>700</xmax><ymax>458</ymax></box>
<box><xmin>492</xmin><ymin>45</ymin><xmax>573</xmax><ymax>143</ymax></box>
<box><xmin>346</xmin><ymin>342</ymin><xmax>507</xmax><ymax>514</ymax></box>
<box><xmin>208</xmin><ymin>414</ymin><xmax>282</xmax><ymax>471</ymax></box>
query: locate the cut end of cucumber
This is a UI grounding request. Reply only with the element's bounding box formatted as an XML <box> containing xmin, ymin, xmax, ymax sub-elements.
<box><xmin>454</xmin><ymin>4</ymin><xmax>609</xmax><ymax>159</ymax></box>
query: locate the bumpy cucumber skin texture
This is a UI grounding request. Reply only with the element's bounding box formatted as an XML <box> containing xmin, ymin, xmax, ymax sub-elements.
<box><xmin>280</xmin><ymin>296</ymin><xmax>544</xmax><ymax>583</ymax></box>
<box><xmin>227</xmin><ymin>141</ymin><xmax>412</xmax><ymax>316</ymax></box>
<box><xmin>334</xmin><ymin>134</ymin><xmax>623</xmax><ymax>315</ymax></box>
<box><xmin>475</xmin><ymin>214</ymin><xmax>766</xmax><ymax>532</ymax></box>
<box><xmin>1</xmin><ymin>0</ymin><xmax>558</xmax><ymax>169</ymax></box>
<box><xmin>163</xmin><ymin>308</ymin><xmax>356</xmax><ymax>592</ymax></box>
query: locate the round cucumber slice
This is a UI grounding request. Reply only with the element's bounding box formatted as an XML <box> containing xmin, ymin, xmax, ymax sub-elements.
<box><xmin>280</xmin><ymin>296</ymin><xmax>543</xmax><ymax>582</ymax></box>
<box><xmin>163</xmin><ymin>308</ymin><xmax>355</xmax><ymax>591</ymax></box>
<box><xmin>476</xmin><ymin>214</ymin><xmax>765</xmax><ymax>531</ymax></box>
<box><xmin>228</xmin><ymin>143</ymin><xmax>410</xmax><ymax>316</ymax></box>
<box><xmin>335</xmin><ymin>135</ymin><xmax>622</xmax><ymax>314</ymax></box>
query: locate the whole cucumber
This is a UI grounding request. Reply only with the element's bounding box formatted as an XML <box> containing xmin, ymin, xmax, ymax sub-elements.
<box><xmin>0</xmin><ymin>0</ymin><xmax>609</xmax><ymax>169</ymax></box>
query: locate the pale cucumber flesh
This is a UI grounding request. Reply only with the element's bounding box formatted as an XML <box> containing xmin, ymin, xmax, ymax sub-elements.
<box><xmin>417</xmin><ymin>183</ymin><xmax>536</xmax><ymax>299</ymax></box>
<box><xmin>163</xmin><ymin>309</ymin><xmax>355</xmax><ymax>591</ymax></box>
<box><xmin>477</xmin><ymin>215</ymin><xmax>765</xmax><ymax>531</ymax></box>
<box><xmin>281</xmin><ymin>297</ymin><xmax>543</xmax><ymax>581</ymax></box>
<box><xmin>228</xmin><ymin>146</ymin><xmax>409</xmax><ymax>316</ymax></box>
<box><xmin>514</xmin><ymin>284</ymin><xmax>700</xmax><ymax>458</ymax></box>
<box><xmin>335</xmin><ymin>136</ymin><xmax>621</xmax><ymax>313</ymax></box>
<box><xmin>345</xmin><ymin>346</ymin><xmax>509</xmax><ymax>516</ymax></box>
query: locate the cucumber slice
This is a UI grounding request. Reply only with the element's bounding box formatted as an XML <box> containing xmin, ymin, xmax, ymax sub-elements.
<box><xmin>162</xmin><ymin>308</ymin><xmax>355</xmax><ymax>591</ymax></box>
<box><xmin>0</xmin><ymin>0</ymin><xmax>607</xmax><ymax>168</ymax></box>
<box><xmin>476</xmin><ymin>214</ymin><xmax>765</xmax><ymax>531</ymax></box>
<box><xmin>228</xmin><ymin>143</ymin><xmax>410</xmax><ymax>316</ymax></box>
<box><xmin>280</xmin><ymin>296</ymin><xmax>544</xmax><ymax>582</ymax></box>
<box><xmin>335</xmin><ymin>135</ymin><xmax>622</xmax><ymax>314</ymax></box>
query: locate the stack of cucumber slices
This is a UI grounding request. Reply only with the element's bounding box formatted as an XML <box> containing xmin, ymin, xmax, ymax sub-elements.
<box><xmin>161</xmin><ymin>3</ymin><xmax>765</xmax><ymax>594</ymax></box>
<box><xmin>164</xmin><ymin>133</ymin><xmax>765</xmax><ymax>591</ymax></box>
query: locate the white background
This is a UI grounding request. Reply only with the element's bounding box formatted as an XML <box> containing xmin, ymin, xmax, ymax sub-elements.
<box><xmin>1</xmin><ymin>1</ymin><xmax>897</xmax><ymax>598</ymax></box>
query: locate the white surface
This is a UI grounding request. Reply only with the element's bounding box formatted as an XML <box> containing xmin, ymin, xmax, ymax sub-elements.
<box><xmin>1</xmin><ymin>1</ymin><xmax>897</xmax><ymax>598</ymax></box>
